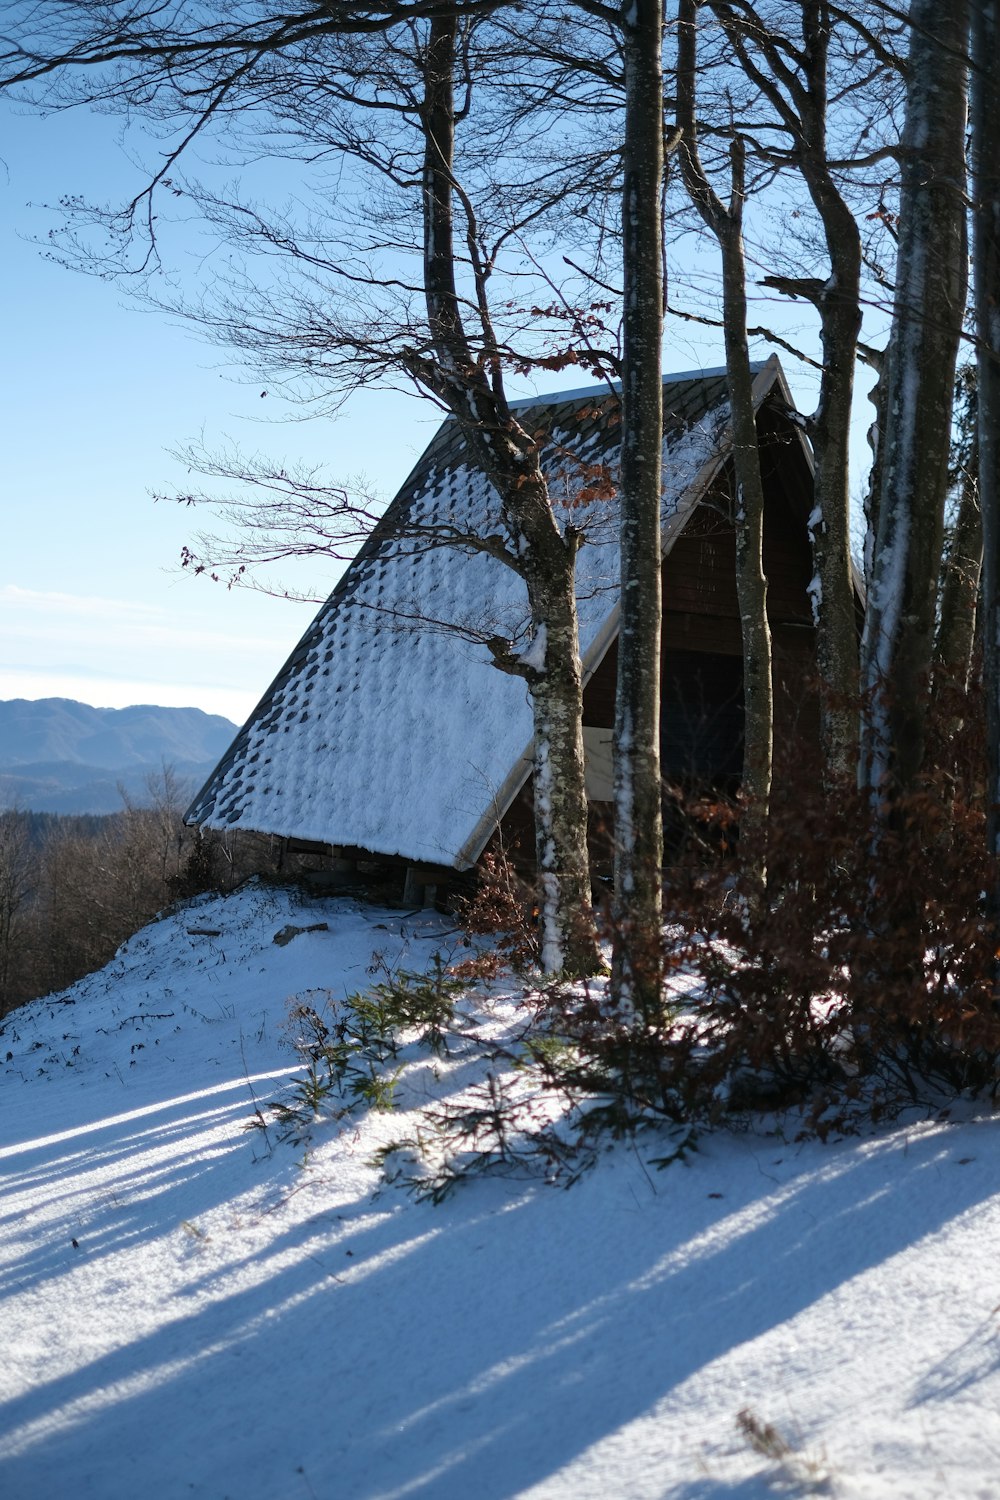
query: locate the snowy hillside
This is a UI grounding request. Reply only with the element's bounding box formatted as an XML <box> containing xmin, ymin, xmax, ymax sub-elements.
<box><xmin>3</xmin><ymin>883</ymin><xmax>1000</xmax><ymax>1499</ymax></box>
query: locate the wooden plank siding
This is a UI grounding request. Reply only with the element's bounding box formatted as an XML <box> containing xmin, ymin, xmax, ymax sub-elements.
<box><xmin>498</xmin><ymin>401</ymin><xmax>824</xmax><ymax>868</ymax></box>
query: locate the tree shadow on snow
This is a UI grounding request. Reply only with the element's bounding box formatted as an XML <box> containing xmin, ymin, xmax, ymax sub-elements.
<box><xmin>0</xmin><ymin>1075</ymin><xmax>289</xmax><ymax>1298</ymax></box>
<box><xmin>2</xmin><ymin>1114</ymin><xmax>1000</xmax><ymax>1500</ymax></box>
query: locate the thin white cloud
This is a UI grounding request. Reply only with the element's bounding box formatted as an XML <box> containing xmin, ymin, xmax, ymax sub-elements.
<box><xmin>0</xmin><ymin>584</ymin><xmax>298</xmax><ymax>656</ymax></box>
<box><xmin>0</xmin><ymin>584</ymin><xmax>165</xmax><ymax>620</ymax></box>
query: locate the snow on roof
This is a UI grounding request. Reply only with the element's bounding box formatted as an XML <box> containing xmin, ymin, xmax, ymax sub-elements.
<box><xmin>187</xmin><ymin>361</ymin><xmax>780</xmax><ymax>867</ymax></box>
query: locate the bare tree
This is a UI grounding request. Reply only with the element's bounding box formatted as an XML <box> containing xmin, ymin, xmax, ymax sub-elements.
<box><xmin>676</xmin><ymin>0</ymin><xmax>772</xmax><ymax>913</ymax></box>
<box><xmin>703</xmin><ymin>0</ymin><xmax>902</xmax><ymax>783</ymax></box>
<box><xmin>2</xmin><ymin>5</ymin><xmax>609</xmax><ymax>976</ymax></box>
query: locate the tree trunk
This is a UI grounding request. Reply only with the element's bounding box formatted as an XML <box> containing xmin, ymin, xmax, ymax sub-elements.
<box><xmin>796</xmin><ymin>2</ymin><xmax>862</xmax><ymax>783</ymax></box>
<box><xmin>807</xmin><ymin>280</ymin><xmax>862</xmax><ymax>782</ymax></box>
<box><xmin>934</xmin><ymin>361</ymin><xmax>980</xmax><ymax>695</ymax></box>
<box><xmin>727</xmin><ymin>330</ymin><xmax>773</xmax><ymax>918</ymax></box>
<box><xmin>859</xmin><ymin>0</ymin><xmax>969</xmax><ymax>807</ymax></box>
<box><xmin>934</xmin><ymin>451</ymin><xmax>982</xmax><ymax>692</ymax></box>
<box><xmin>710</xmin><ymin>0</ymin><xmax>862</xmax><ymax>783</ymax></box>
<box><xmin>971</xmin><ymin>0</ymin><xmax>1000</xmax><ymax>893</ymax></box>
<box><xmin>524</xmin><ymin>556</ymin><xmax>601</xmax><ymax>974</ymax></box>
<box><xmin>862</xmin><ymin>351</ymin><xmax>888</xmax><ymax>596</ymax></box>
<box><xmin>677</xmin><ymin>5</ymin><xmax>772</xmax><ymax>918</ymax></box>
<box><xmin>420</xmin><ymin>15</ymin><xmax>601</xmax><ymax>976</ymax></box>
<box><xmin>711</xmin><ymin>241</ymin><xmax>774</xmax><ymax>910</ymax></box>
<box><xmin>613</xmin><ymin>0</ymin><xmax>665</xmax><ymax>1008</ymax></box>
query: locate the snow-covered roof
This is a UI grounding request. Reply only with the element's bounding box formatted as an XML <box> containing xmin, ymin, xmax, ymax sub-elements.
<box><xmin>187</xmin><ymin>358</ymin><xmax>787</xmax><ymax>867</ymax></box>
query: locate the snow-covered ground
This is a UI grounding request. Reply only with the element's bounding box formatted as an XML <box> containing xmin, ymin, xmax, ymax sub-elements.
<box><xmin>3</xmin><ymin>882</ymin><xmax>1000</xmax><ymax>1499</ymax></box>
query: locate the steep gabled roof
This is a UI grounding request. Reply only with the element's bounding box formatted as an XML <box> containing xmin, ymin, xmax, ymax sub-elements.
<box><xmin>187</xmin><ymin>357</ymin><xmax>789</xmax><ymax>868</ymax></box>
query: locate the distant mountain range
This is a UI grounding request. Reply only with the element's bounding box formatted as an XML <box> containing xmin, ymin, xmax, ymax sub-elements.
<box><xmin>0</xmin><ymin>698</ymin><xmax>238</xmax><ymax>815</ymax></box>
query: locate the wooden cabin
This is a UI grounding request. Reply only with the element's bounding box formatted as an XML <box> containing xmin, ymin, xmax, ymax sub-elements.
<box><xmin>187</xmin><ymin>356</ymin><xmax>831</xmax><ymax>894</ymax></box>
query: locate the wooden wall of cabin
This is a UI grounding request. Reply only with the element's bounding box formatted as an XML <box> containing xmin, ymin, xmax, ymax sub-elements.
<box><xmin>581</xmin><ymin>438</ymin><xmax>819</xmax><ymax>769</ymax></box>
<box><xmin>496</xmin><ymin>407</ymin><xmax>825</xmax><ymax>871</ymax></box>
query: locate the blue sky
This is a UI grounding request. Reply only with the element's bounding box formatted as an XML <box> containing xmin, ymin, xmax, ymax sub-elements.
<box><xmin>2</xmin><ymin>92</ymin><xmax>870</xmax><ymax>728</ymax></box>
<box><xmin>1</xmin><ymin>100</ymin><xmax>443</xmax><ymax>724</ymax></box>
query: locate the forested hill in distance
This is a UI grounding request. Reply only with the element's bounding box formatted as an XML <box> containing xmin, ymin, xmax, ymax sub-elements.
<box><xmin>0</xmin><ymin>698</ymin><xmax>238</xmax><ymax>814</ymax></box>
